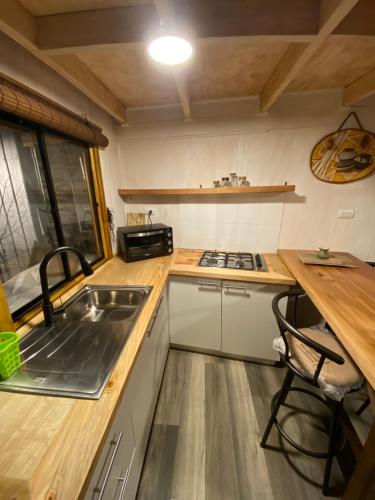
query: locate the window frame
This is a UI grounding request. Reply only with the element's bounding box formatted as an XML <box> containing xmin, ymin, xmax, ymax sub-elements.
<box><xmin>0</xmin><ymin>110</ymin><xmax>112</xmax><ymax>327</ymax></box>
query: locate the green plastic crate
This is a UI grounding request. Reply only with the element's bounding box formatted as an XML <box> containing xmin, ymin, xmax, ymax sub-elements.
<box><xmin>0</xmin><ymin>332</ymin><xmax>20</xmax><ymax>380</ymax></box>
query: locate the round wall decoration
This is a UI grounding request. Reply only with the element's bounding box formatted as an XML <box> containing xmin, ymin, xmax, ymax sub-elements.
<box><xmin>310</xmin><ymin>113</ymin><xmax>375</xmax><ymax>184</ymax></box>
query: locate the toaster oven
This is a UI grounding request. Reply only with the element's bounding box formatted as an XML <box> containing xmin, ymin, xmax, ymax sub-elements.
<box><xmin>117</xmin><ymin>223</ymin><xmax>173</xmax><ymax>262</ymax></box>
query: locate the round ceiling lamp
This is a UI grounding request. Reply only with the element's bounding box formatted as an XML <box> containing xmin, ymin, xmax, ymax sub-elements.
<box><xmin>147</xmin><ymin>34</ymin><xmax>193</xmax><ymax>65</ymax></box>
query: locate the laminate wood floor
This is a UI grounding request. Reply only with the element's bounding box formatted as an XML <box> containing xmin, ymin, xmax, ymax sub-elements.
<box><xmin>137</xmin><ymin>349</ymin><xmax>372</xmax><ymax>500</ymax></box>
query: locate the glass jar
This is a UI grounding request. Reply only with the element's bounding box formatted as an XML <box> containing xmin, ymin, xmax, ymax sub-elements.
<box><xmin>213</xmin><ymin>180</ymin><xmax>221</xmax><ymax>188</ymax></box>
<box><xmin>230</xmin><ymin>172</ymin><xmax>238</xmax><ymax>187</ymax></box>
<box><xmin>238</xmin><ymin>176</ymin><xmax>249</xmax><ymax>187</ymax></box>
<box><xmin>221</xmin><ymin>177</ymin><xmax>231</xmax><ymax>187</ymax></box>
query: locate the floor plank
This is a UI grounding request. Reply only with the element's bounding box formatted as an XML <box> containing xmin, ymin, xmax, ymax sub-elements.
<box><xmin>137</xmin><ymin>349</ymin><xmax>373</xmax><ymax>500</ymax></box>
<box><xmin>171</xmin><ymin>352</ymin><xmax>206</xmax><ymax>500</ymax></box>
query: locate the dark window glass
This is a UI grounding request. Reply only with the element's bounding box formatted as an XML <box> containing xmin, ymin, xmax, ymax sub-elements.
<box><xmin>0</xmin><ymin>118</ymin><xmax>104</xmax><ymax>318</ymax></box>
<box><xmin>44</xmin><ymin>134</ymin><xmax>103</xmax><ymax>275</ymax></box>
<box><xmin>0</xmin><ymin>122</ymin><xmax>65</xmax><ymax>314</ymax></box>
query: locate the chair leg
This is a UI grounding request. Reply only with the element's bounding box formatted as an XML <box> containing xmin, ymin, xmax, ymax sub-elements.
<box><xmin>261</xmin><ymin>368</ymin><xmax>294</xmax><ymax>448</ymax></box>
<box><xmin>322</xmin><ymin>399</ymin><xmax>343</xmax><ymax>496</ymax></box>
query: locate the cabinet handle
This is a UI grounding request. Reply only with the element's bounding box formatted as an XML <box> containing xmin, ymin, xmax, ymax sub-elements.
<box><xmin>116</xmin><ymin>468</ymin><xmax>130</xmax><ymax>500</ymax></box>
<box><xmin>117</xmin><ymin>447</ymin><xmax>136</xmax><ymax>500</ymax></box>
<box><xmin>223</xmin><ymin>285</ymin><xmax>250</xmax><ymax>296</ymax></box>
<box><xmin>147</xmin><ymin>295</ymin><xmax>164</xmax><ymax>337</ymax></box>
<box><xmin>196</xmin><ymin>281</ymin><xmax>221</xmax><ymax>290</ymax></box>
<box><xmin>94</xmin><ymin>432</ymin><xmax>123</xmax><ymax>500</ymax></box>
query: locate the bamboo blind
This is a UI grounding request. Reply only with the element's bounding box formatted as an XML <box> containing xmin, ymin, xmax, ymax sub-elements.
<box><xmin>0</xmin><ymin>79</ymin><xmax>108</xmax><ymax>147</ymax></box>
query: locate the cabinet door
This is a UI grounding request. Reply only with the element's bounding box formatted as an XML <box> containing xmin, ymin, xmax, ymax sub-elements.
<box><xmin>125</xmin><ymin>287</ymin><xmax>169</xmax><ymax>500</ymax></box>
<box><xmin>148</xmin><ymin>288</ymin><xmax>169</xmax><ymax>399</ymax></box>
<box><xmin>84</xmin><ymin>393</ymin><xmax>136</xmax><ymax>500</ymax></box>
<box><xmin>169</xmin><ymin>276</ymin><xmax>222</xmax><ymax>350</ymax></box>
<box><xmin>222</xmin><ymin>280</ymin><xmax>288</xmax><ymax>360</ymax></box>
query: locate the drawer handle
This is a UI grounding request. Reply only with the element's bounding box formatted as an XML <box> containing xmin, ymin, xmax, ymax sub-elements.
<box><xmin>196</xmin><ymin>281</ymin><xmax>221</xmax><ymax>290</ymax></box>
<box><xmin>116</xmin><ymin>468</ymin><xmax>129</xmax><ymax>500</ymax></box>
<box><xmin>147</xmin><ymin>295</ymin><xmax>164</xmax><ymax>337</ymax></box>
<box><xmin>223</xmin><ymin>285</ymin><xmax>250</xmax><ymax>296</ymax></box>
<box><xmin>117</xmin><ymin>447</ymin><xmax>136</xmax><ymax>500</ymax></box>
<box><xmin>94</xmin><ymin>432</ymin><xmax>123</xmax><ymax>500</ymax></box>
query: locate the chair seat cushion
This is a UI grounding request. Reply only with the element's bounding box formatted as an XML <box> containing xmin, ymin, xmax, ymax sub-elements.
<box><xmin>287</xmin><ymin>328</ymin><xmax>362</xmax><ymax>389</ymax></box>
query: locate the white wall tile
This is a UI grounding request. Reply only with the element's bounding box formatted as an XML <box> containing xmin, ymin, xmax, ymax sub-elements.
<box><xmin>179</xmin><ymin>221</ymin><xmax>198</xmax><ymax>248</ymax></box>
<box><xmin>237</xmin><ymin>202</ymin><xmax>259</xmax><ymax>224</ymax></box>
<box><xmin>236</xmin><ymin>223</ymin><xmax>257</xmax><ymax>252</ymax></box>
<box><xmin>216</xmin><ymin>202</ymin><xmax>238</xmax><ymax>224</ymax></box>
<box><xmin>179</xmin><ymin>201</ymin><xmax>198</xmax><ymax>222</ymax></box>
<box><xmin>197</xmin><ymin>222</ymin><xmax>217</xmax><ymax>249</ymax></box>
<box><xmin>197</xmin><ymin>202</ymin><xmax>217</xmax><ymax>223</ymax></box>
<box><xmin>216</xmin><ymin>222</ymin><xmax>237</xmax><ymax>250</ymax></box>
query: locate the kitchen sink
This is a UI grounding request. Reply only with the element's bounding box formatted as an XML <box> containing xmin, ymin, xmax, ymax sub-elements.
<box><xmin>60</xmin><ymin>286</ymin><xmax>146</xmax><ymax>323</ymax></box>
<box><xmin>0</xmin><ymin>285</ymin><xmax>152</xmax><ymax>399</ymax></box>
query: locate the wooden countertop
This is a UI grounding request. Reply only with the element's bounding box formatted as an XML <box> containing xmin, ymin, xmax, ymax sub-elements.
<box><xmin>170</xmin><ymin>249</ymin><xmax>296</xmax><ymax>285</ymax></box>
<box><xmin>279</xmin><ymin>250</ymin><xmax>375</xmax><ymax>390</ymax></box>
<box><xmin>0</xmin><ymin>249</ymin><xmax>294</xmax><ymax>500</ymax></box>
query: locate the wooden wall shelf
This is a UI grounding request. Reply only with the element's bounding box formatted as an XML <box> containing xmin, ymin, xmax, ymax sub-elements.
<box><xmin>118</xmin><ymin>185</ymin><xmax>295</xmax><ymax>196</ymax></box>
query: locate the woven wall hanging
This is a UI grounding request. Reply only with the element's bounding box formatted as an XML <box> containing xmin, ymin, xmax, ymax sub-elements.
<box><xmin>310</xmin><ymin>112</ymin><xmax>375</xmax><ymax>183</ymax></box>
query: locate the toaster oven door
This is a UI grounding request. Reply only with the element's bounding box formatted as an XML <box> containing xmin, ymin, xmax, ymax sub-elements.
<box><xmin>126</xmin><ymin>231</ymin><xmax>167</xmax><ymax>260</ymax></box>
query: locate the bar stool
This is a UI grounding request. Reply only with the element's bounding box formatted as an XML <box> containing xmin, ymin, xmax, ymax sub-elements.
<box><xmin>260</xmin><ymin>289</ymin><xmax>363</xmax><ymax>496</ymax></box>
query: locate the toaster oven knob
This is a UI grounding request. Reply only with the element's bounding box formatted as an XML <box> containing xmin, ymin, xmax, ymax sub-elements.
<box><xmin>168</xmin><ymin>249</ymin><xmax>172</xmax><ymax>252</ymax></box>
<box><xmin>168</xmin><ymin>240</ymin><xmax>172</xmax><ymax>244</ymax></box>
<box><xmin>168</xmin><ymin>232</ymin><xmax>172</xmax><ymax>237</ymax></box>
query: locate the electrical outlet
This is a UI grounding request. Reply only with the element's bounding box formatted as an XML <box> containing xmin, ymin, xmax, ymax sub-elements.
<box><xmin>338</xmin><ymin>209</ymin><xmax>355</xmax><ymax>219</ymax></box>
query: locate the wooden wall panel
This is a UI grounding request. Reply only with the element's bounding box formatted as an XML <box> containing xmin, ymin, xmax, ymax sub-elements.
<box><xmin>288</xmin><ymin>35</ymin><xmax>375</xmax><ymax>92</ymax></box>
<box><xmin>188</xmin><ymin>37</ymin><xmax>289</xmax><ymax>100</ymax></box>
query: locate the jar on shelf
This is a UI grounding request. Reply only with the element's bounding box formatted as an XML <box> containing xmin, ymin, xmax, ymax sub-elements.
<box><xmin>221</xmin><ymin>177</ymin><xmax>231</xmax><ymax>187</ymax></box>
<box><xmin>230</xmin><ymin>173</ymin><xmax>238</xmax><ymax>187</ymax></box>
<box><xmin>213</xmin><ymin>180</ymin><xmax>221</xmax><ymax>188</ymax></box>
<box><xmin>238</xmin><ymin>176</ymin><xmax>249</xmax><ymax>187</ymax></box>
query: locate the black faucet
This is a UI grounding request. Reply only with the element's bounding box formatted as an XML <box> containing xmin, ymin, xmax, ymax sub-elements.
<box><xmin>39</xmin><ymin>246</ymin><xmax>94</xmax><ymax>326</ymax></box>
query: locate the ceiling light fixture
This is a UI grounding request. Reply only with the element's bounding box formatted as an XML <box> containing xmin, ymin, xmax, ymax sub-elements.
<box><xmin>147</xmin><ymin>34</ymin><xmax>193</xmax><ymax>65</ymax></box>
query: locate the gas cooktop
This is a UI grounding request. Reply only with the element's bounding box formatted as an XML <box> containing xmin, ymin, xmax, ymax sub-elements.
<box><xmin>198</xmin><ymin>251</ymin><xmax>268</xmax><ymax>272</ymax></box>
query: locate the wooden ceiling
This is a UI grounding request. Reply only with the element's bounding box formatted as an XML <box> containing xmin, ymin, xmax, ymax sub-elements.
<box><xmin>2</xmin><ymin>0</ymin><xmax>375</xmax><ymax>123</ymax></box>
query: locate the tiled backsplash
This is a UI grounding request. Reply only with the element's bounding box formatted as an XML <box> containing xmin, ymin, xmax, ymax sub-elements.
<box><xmin>124</xmin><ymin>196</ymin><xmax>284</xmax><ymax>252</ymax></box>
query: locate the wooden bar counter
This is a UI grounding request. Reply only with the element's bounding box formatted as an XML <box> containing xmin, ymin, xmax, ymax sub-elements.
<box><xmin>279</xmin><ymin>249</ymin><xmax>375</xmax><ymax>500</ymax></box>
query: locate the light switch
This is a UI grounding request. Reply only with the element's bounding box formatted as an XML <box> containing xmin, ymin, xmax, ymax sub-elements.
<box><xmin>338</xmin><ymin>209</ymin><xmax>355</xmax><ymax>219</ymax></box>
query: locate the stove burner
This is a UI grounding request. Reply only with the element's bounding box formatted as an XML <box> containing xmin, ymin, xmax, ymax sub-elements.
<box><xmin>198</xmin><ymin>251</ymin><xmax>268</xmax><ymax>272</ymax></box>
<box><xmin>207</xmin><ymin>257</ymin><xmax>219</xmax><ymax>266</ymax></box>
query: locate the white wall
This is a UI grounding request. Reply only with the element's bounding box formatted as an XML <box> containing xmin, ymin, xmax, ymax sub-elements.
<box><xmin>0</xmin><ymin>32</ymin><xmax>123</xmax><ymax>245</ymax></box>
<box><xmin>117</xmin><ymin>91</ymin><xmax>375</xmax><ymax>261</ymax></box>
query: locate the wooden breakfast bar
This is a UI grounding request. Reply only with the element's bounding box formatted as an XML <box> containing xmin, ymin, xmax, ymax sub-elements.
<box><xmin>279</xmin><ymin>250</ymin><xmax>375</xmax><ymax>500</ymax></box>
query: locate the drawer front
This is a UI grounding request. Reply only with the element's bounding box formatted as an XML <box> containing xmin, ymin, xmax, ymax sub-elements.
<box><xmin>84</xmin><ymin>401</ymin><xmax>136</xmax><ymax>500</ymax></box>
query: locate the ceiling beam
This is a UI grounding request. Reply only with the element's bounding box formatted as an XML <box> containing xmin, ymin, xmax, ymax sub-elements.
<box><xmin>152</xmin><ymin>0</ymin><xmax>192</xmax><ymax>121</ymax></box>
<box><xmin>173</xmin><ymin>71</ymin><xmax>192</xmax><ymax>121</ymax></box>
<box><xmin>259</xmin><ymin>0</ymin><xmax>360</xmax><ymax>112</ymax></box>
<box><xmin>35</xmin><ymin>1</ymin><xmax>321</xmax><ymax>54</ymax></box>
<box><xmin>0</xmin><ymin>0</ymin><xmax>127</xmax><ymax>123</ymax></box>
<box><xmin>343</xmin><ymin>68</ymin><xmax>375</xmax><ymax>106</ymax></box>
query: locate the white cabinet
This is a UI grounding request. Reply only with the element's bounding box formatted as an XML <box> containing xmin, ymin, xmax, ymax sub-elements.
<box><xmin>168</xmin><ymin>276</ymin><xmax>222</xmax><ymax>351</ymax></box>
<box><xmin>84</xmin><ymin>391</ymin><xmax>136</xmax><ymax>500</ymax></box>
<box><xmin>169</xmin><ymin>276</ymin><xmax>288</xmax><ymax>361</ymax></box>
<box><xmin>84</xmin><ymin>287</ymin><xmax>169</xmax><ymax>500</ymax></box>
<box><xmin>125</xmin><ymin>287</ymin><xmax>169</xmax><ymax>499</ymax></box>
<box><xmin>222</xmin><ymin>280</ymin><xmax>288</xmax><ymax>360</ymax></box>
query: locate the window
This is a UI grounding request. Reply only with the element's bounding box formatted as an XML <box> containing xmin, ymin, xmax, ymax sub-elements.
<box><xmin>0</xmin><ymin>115</ymin><xmax>104</xmax><ymax>319</ymax></box>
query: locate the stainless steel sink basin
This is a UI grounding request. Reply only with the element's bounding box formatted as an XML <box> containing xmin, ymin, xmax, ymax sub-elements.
<box><xmin>0</xmin><ymin>285</ymin><xmax>152</xmax><ymax>399</ymax></box>
<box><xmin>60</xmin><ymin>286</ymin><xmax>146</xmax><ymax>323</ymax></box>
